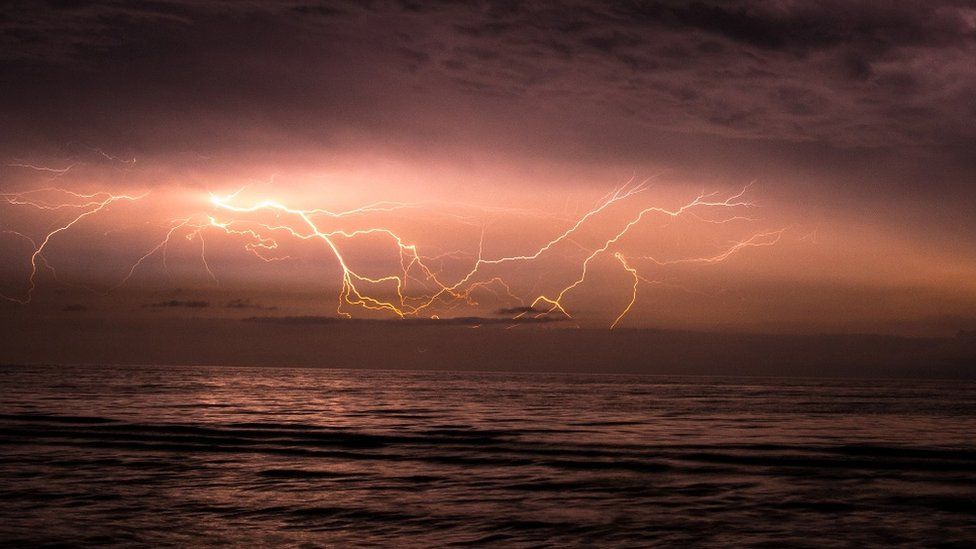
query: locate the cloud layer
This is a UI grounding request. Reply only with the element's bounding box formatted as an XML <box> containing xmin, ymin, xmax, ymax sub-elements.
<box><xmin>1</xmin><ymin>1</ymin><xmax>974</xmax><ymax>333</ymax></box>
<box><xmin>2</xmin><ymin>1</ymin><xmax>974</xmax><ymax>175</ymax></box>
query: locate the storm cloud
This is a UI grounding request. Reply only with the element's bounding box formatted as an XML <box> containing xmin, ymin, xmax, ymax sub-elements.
<box><xmin>1</xmin><ymin>1</ymin><xmax>975</xmax><ymax>333</ymax></box>
<box><xmin>2</xmin><ymin>0</ymin><xmax>974</xmax><ymax>173</ymax></box>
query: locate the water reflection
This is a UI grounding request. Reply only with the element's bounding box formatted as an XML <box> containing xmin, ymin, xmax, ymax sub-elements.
<box><xmin>1</xmin><ymin>365</ymin><xmax>975</xmax><ymax>546</ymax></box>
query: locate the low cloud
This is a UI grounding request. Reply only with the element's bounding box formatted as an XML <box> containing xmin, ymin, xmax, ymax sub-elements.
<box><xmin>143</xmin><ymin>300</ymin><xmax>210</xmax><ymax>309</ymax></box>
<box><xmin>225</xmin><ymin>298</ymin><xmax>277</xmax><ymax>311</ymax></box>
<box><xmin>494</xmin><ymin>306</ymin><xmax>545</xmax><ymax>316</ymax></box>
<box><xmin>242</xmin><ymin>315</ymin><xmax>565</xmax><ymax>327</ymax></box>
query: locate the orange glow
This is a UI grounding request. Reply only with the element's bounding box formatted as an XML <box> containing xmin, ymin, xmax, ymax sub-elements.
<box><xmin>2</xmin><ymin>177</ymin><xmax>784</xmax><ymax>328</ymax></box>
<box><xmin>1</xmin><ymin>187</ymin><xmax>148</xmax><ymax>304</ymax></box>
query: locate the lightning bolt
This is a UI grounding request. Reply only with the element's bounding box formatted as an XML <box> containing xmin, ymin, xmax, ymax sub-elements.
<box><xmin>520</xmin><ymin>185</ymin><xmax>776</xmax><ymax>327</ymax></box>
<box><xmin>6</xmin><ymin>162</ymin><xmax>75</xmax><ymax>178</ymax></box>
<box><xmin>1</xmin><ymin>187</ymin><xmax>148</xmax><ymax>303</ymax></box>
<box><xmin>3</xmin><ymin>169</ymin><xmax>785</xmax><ymax>327</ymax></box>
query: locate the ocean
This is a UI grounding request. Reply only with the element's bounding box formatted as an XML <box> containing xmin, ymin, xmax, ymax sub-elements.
<box><xmin>1</xmin><ymin>364</ymin><xmax>975</xmax><ymax>546</ymax></box>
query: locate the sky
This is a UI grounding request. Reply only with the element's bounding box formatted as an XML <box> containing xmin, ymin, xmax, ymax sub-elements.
<box><xmin>2</xmin><ymin>0</ymin><xmax>976</xmax><ymax>335</ymax></box>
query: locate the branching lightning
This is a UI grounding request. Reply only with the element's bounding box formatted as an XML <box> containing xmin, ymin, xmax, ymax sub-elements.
<box><xmin>2</xmin><ymin>168</ymin><xmax>785</xmax><ymax>327</ymax></box>
<box><xmin>1</xmin><ymin>187</ymin><xmax>147</xmax><ymax>303</ymax></box>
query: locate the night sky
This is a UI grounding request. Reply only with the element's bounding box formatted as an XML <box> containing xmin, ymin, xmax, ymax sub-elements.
<box><xmin>2</xmin><ymin>1</ymin><xmax>975</xmax><ymax>336</ymax></box>
<box><xmin>6</xmin><ymin>7</ymin><xmax>976</xmax><ymax>547</ymax></box>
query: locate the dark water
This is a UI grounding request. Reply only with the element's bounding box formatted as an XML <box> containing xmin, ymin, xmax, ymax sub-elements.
<box><xmin>1</xmin><ymin>365</ymin><xmax>975</xmax><ymax>547</ymax></box>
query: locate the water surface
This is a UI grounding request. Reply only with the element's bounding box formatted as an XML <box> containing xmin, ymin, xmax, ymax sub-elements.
<box><xmin>1</xmin><ymin>365</ymin><xmax>975</xmax><ymax>546</ymax></box>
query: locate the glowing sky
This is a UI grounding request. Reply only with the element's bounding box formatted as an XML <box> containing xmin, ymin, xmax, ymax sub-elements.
<box><xmin>2</xmin><ymin>1</ymin><xmax>975</xmax><ymax>334</ymax></box>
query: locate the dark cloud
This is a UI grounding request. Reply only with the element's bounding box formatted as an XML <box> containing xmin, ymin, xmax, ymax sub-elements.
<box><xmin>494</xmin><ymin>306</ymin><xmax>544</xmax><ymax>316</ymax></box>
<box><xmin>0</xmin><ymin>0</ymin><xmax>973</xmax><ymax>199</ymax></box>
<box><xmin>612</xmin><ymin>1</ymin><xmax>972</xmax><ymax>54</ymax></box>
<box><xmin>225</xmin><ymin>298</ymin><xmax>277</xmax><ymax>311</ymax></box>
<box><xmin>144</xmin><ymin>300</ymin><xmax>210</xmax><ymax>309</ymax></box>
<box><xmin>242</xmin><ymin>314</ymin><xmax>565</xmax><ymax>326</ymax></box>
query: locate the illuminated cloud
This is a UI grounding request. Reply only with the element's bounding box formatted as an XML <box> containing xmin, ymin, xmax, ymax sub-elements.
<box><xmin>0</xmin><ymin>1</ymin><xmax>974</xmax><ymax>334</ymax></box>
